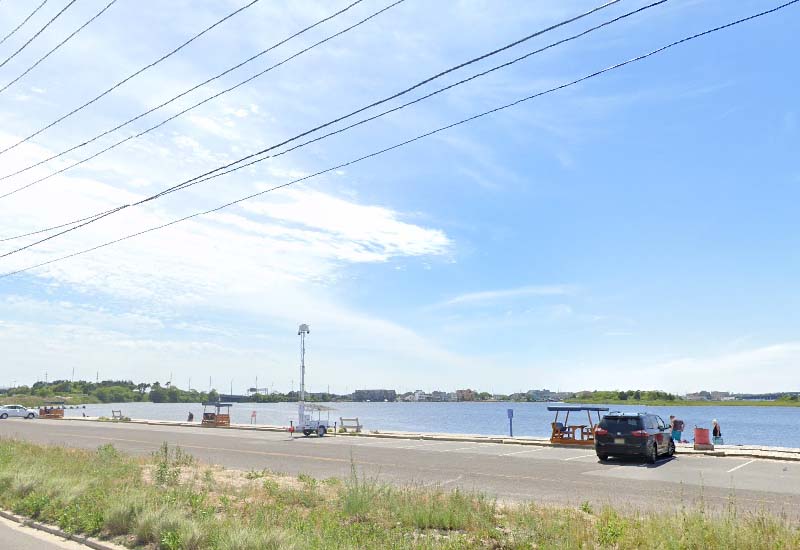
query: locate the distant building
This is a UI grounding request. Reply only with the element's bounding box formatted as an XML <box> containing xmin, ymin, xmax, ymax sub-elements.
<box><xmin>526</xmin><ymin>389</ymin><xmax>556</xmax><ymax>402</ymax></box>
<box><xmin>430</xmin><ymin>391</ymin><xmax>449</xmax><ymax>402</ymax></box>
<box><xmin>456</xmin><ymin>389</ymin><xmax>476</xmax><ymax>402</ymax></box>
<box><xmin>353</xmin><ymin>389</ymin><xmax>397</xmax><ymax>402</ymax></box>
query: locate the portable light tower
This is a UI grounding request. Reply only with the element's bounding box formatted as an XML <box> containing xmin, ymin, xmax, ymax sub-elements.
<box><xmin>297</xmin><ymin>323</ymin><xmax>310</xmax><ymax>428</ymax></box>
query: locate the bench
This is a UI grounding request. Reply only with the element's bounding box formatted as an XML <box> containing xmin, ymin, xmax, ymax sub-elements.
<box><xmin>111</xmin><ymin>410</ymin><xmax>123</xmax><ymax>420</ymax></box>
<box><xmin>339</xmin><ymin>417</ymin><xmax>363</xmax><ymax>433</ymax></box>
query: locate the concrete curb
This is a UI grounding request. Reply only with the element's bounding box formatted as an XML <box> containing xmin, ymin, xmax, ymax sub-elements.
<box><xmin>0</xmin><ymin>509</ymin><xmax>126</xmax><ymax>550</ymax></box>
<box><xmin>58</xmin><ymin>416</ymin><xmax>800</xmax><ymax>462</ymax></box>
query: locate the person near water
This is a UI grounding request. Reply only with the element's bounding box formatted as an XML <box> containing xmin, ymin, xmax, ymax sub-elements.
<box><xmin>712</xmin><ymin>419</ymin><xmax>723</xmax><ymax>445</ymax></box>
<box><xmin>670</xmin><ymin>415</ymin><xmax>684</xmax><ymax>442</ymax></box>
<box><xmin>187</xmin><ymin>411</ymin><xmax>194</xmax><ymax>422</ymax></box>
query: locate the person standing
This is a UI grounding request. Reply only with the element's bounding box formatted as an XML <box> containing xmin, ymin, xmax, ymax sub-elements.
<box><xmin>187</xmin><ymin>411</ymin><xmax>194</xmax><ymax>422</ymax></box>
<box><xmin>670</xmin><ymin>415</ymin><xmax>684</xmax><ymax>442</ymax></box>
<box><xmin>712</xmin><ymin>419</ymin><xmax>723</xmax><ymax>445</ymax></box>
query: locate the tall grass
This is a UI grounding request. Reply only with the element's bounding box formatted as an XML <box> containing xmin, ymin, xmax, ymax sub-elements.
<box><xmin>0</xmin><ymin>437</ymin><xmax>798</xmax><ymax>549</ymax></box>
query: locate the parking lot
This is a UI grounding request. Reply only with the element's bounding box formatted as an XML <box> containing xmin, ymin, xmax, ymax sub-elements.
<box><xmin>1</xmin><ymin>418</ymin><xmax>799</xmax><ymax>516</ymax></box>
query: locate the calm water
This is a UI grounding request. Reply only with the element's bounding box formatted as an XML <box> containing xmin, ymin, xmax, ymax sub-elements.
<box><xmin>66</xmin><ymin>401</ymin><xmax>800</xmax><ymax>448</ymax></box>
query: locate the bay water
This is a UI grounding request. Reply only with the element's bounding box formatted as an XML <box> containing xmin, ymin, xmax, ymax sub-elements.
<box><xmin>66</xmin><ymin>401</ymin><xmax>800</xmax><ymax>448</ymax></box>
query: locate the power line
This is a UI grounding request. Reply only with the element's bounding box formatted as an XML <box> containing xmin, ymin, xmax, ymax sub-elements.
<box><xmin>0</xmin><ymin>0</ymin><xmax>618</xmax><ymax>197</ymax></box>
<box><xmin>0</xmin><ymin>0</ymin><xmax>628</xmax><ymax>246</ymax></box>
<box><xmin>0</xmin><ymin>0</ymin><xmax>119</xmax><ymax>94</ymax></box>
<box><xmin>0</xmin><ymin>0</ymin><xmax>261</xmax><ymax>157</ymax></box>
<box><xmin>3</xmin><ymin>0</ymin><xmax>794</xmax><ymax>278</ymax></box>
<box><xmin>0</xmin><ymin>0</ymin><xmax>372</xmax><ymax>189</ymax></box>
<box><xmin>0</xmin><ymin>0</ymin><xmax>49</xmax><ymax>47</ymax></box>
<box><xmin>0</xmin><ymin>0</ymin><xmax>78</xmax><ymax>70</ymax></box>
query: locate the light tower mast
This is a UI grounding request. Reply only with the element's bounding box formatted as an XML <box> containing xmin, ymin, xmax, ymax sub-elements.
<box><xmin>297</xmin><ymin>323</ymin><xmax>310</xmax><ymax>428</ymax></box>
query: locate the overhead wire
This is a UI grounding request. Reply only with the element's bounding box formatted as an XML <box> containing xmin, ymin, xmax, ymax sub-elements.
<box><xmin>2</xmin><ymin>0</ymin><xmax>795</xmax><ymax>278</ymax></box>
<box><xmin>0</xmin><ymin>0</ymin><xmax>119</xmax><ymax>94</ymax></box>
<box><xmin>0</xmin><ymin>0</ymin><xmax>49</xmax><ymax>47</ymax></box>
<box><xmin>0</xmin><ymin>0</ymin><xmax>377</xmax><ymax>191</ymax></box>
<box><xmin>0</xmin><ymin>0</ymin><xmax>618</xmax><ymax>197</ymax></box>
<box><xmin>0</xmin><ymin>0</ymin><xmax>261</xmax><ymax>156</ymax></box>
<box><xmin>0</xmin><ymin>0</ymin><xmax>630</xmax><ymax>243</ymax></box>
<box><xmin>0</xmin><ymin>0</ymin><xmax>78</xmax><ymax>70</ymax></box>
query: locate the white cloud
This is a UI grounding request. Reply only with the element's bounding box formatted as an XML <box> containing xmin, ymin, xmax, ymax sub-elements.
<box><xmin>439</xmin><ymin>284</ymin><xmax>576</xmax><ymax>307</ymax></box>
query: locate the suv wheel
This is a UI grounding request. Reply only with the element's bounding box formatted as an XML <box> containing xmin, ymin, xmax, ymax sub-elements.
<box><xmin>26</xmin><ymin>413</ymin><xmax>35</xmax><ymax>419</ymax></box>
<box><xmin>667</xmin><ymin>439</ymin><xmax>675</xmax><ymax>457</ymax></box>
<box><xmin>317</xmin><ymin>426</ymin><xmax>327</xmax><ymax>437</ymax></box>
<box><xmin>596</xmin><ymin>453</ymin><xmax>609</xmax><ymax>462</ymax></box>
<box><xmin>0</xmin><ymin>413</ymin><xmax>7</xmax><ymax>419</ymax></box>
<box><xmin>646</xmin><ymin>442</ymin><xmax>658</xmax><ymax>464</ymax></box>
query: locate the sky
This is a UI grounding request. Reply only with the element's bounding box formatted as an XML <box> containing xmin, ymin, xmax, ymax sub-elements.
<box><xmin>0</xmin><ymin>0</ymin><xmax>797</xmax><ymax>395</ymax></box>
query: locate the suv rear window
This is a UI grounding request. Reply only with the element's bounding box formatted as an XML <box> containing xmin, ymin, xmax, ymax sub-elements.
<box><xmin>600</xmin><ymin>416</ymin><xmax>643</xmax><ymax>433</ymax></box>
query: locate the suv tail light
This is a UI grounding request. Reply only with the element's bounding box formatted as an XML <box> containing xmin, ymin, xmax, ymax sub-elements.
<box><xmin>631</xmin><ymin>430</ymin><xmax>649</xmax><ymax>437</ymax></box>
<box><xmin>595</xmin><ymin>427</ymin><xmax>608</xmax><ymax>435</ymax></box>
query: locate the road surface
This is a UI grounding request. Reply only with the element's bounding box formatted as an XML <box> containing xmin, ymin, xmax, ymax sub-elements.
<box><xmin>0</xmin><ymin>516</ymin><xmax>91</xmax><ymax>550</ymax></box>
<box><xmin>1</xmin><ymin>418</ymin><xmax>799</xmax><ymax>517</ymax></box>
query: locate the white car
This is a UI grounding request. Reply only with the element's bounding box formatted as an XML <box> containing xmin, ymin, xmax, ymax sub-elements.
<box><xmin>0</xmin><ymin>405</ymin><xmax>38</xmax><ymax>419</ymax></box>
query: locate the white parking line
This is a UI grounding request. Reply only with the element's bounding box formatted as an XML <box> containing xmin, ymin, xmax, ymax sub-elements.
<box><xmin>563</xmin><ymin>453</ymin><xmax>597</xmax><ymax>461</ymax></box>
<box><xmin>502</xmin><ymin>447</ymin><xmax>547</xmax><ymax>456</ymax></box>
<box><xmin>727</xmin><ymin>459</ymin><xmax>756</xmax><ymax>473</ymax></box>
<box><xmin>398</xmin><ymin>442</ymin><xmax>445</xmax><ymax>450</ymax></box>
<box><xmin>434</xmin><ymin>446</ymin><xmax>480</xmax><ymax>453</ymax></box>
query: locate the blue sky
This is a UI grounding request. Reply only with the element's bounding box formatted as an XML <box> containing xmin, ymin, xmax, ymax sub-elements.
<box><xmin>0</xmin><ymin>0</ymin><xmax>797</xmax><ymax>394</ymax></box>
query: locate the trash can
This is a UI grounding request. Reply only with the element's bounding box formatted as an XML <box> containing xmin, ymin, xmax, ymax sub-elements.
<box><xmin>694</xmin><ymin>427</ymin><xmax>713</xmax><ymax>450</ymax></box>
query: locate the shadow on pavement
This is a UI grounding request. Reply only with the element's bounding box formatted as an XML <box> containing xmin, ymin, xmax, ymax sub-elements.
<box><xmin>596</xmin><ymin>455</ymin><xmax>677</xmax><ymax>469</ymax></box>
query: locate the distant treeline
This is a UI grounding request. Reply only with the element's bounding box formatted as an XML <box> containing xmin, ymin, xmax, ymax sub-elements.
<box><xmin>1</xmin><ymin>380</ymin><xmax>316</xmax><ymax>405</ymax></box>
<box><xmin>571</xmin><ymin>390</ymin><xmax>679</xmax><ymax>403</ymax></box>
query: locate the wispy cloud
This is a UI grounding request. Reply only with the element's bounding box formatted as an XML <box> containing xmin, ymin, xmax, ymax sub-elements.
<box><xmin>438</xmin><ymin>284</ymin><xmax>576</xmax><ymax>307</ymax></box>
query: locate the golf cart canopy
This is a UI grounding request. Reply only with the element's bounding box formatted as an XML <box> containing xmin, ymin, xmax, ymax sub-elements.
<box><xmin>547</xmin><ymin>406</ymin><xmax>609</xmax><ymax>412</ymax></box>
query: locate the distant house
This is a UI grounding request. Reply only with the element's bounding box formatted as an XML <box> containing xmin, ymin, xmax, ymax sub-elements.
<box><xmin>456</xmin><ymin>389</ymin><xmax>476</xmax><ymax>402</ymax></box>
<box><xmin>526</xmin><ymin>389</ymin><xmax>556</xmax><ymax>402</ymax></box>
<box><xmin>430</xmin><ymin>391</ymin><xmax>449</xmax><ymax>402</ymax></box>
<box><xmin>353</xmin><ymin>389</ymin><xmax>397</xmax><ymax>402</ymax></box>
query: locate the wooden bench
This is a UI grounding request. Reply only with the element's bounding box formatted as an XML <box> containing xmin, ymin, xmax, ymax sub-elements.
<box><xmin>339</xmin><ymin>417</ymin><xmax>363</xmax><ymax>433</ymax></box>
<box><xmin>111</xmin><ymin>410</ymin><xmax>123</xmax><ymax>420</ymax></box>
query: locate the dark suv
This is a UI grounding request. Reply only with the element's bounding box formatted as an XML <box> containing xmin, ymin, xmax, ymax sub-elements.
<box><xmin>594</xmin><ymin>412</ymin><xmax>675</xmax><ymax>463</ymax></box>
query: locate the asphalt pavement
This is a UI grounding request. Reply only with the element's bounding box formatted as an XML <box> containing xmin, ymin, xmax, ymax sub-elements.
<box><xmin>1</xmin><ymin>418</ymin><xmax>799</xmax><ymax>517</ymax></box>
<box><xmin>0</xmin><ymin>516</ymin><xmax>90</xmax><ymax>550</ymax></box>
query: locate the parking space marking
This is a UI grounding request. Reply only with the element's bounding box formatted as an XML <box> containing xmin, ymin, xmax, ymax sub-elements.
<box><xmin>727</xmin><ymin>459</ymin><xmax>756</xmax><ymax>473</ymax></box>
<box><xmin>434</xmin><ymin>446</ymin><xmax>481</xmax><ymax>453</ymax></box>
<box><xmin>502</xmin><ymin>447</ymin><xmax>548</xmax><ymax>456</ymax></box>
<box><xmin>398</xmin><ymin>442</ymin><xmax>447</xmax><ymax>450</ymax></box>
<box><xmin>563</xmin><ymin>453</ymin><xmax>597</xmax><ymax>461</ymax></box>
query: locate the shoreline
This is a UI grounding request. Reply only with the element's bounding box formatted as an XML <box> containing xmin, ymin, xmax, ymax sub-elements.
<box><xmin>58</xmin><ymin>416</ymin><xmax>800</xmax><ymax>462</ymax></box>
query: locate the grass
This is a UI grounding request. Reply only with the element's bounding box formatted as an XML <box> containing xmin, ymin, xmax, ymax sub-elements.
<box><xmin>0</xmin><ymin>438</ymin><xmax>798</xmax><ymax>549</ymax></box>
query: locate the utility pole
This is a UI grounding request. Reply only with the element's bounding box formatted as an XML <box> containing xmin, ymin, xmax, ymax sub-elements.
<box><xmin>188</xmin><ymin>377</ymin><xmax>191</xmax><ymax>391</ymax></box>
<box><xmin>44</xmin><ymin>371</ymin><xmax>48</xmax><ymax>384</ymax></box>
<box><xmin>230</xmin><ymin>379</ymin><xmax>233</xmax><ymax>397</ymax></box>
<box><xmin>71</xmin><ymin>368</ymin><xmax>74</xmax><ymax>383</ymax></box>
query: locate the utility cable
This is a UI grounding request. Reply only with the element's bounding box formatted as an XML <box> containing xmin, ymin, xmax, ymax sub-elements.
<box><xmin>2</xmin><ymin>0</ymin><xmax>795</xmax><ymax>277</ymax></box>
<box><xmin>0</xmin><ymin>0</ymin><xmax>617</xmax><ymax>195</ymax></box>
<box><xmin>0</xmin><ymin>0</ymin><xmax>261</xmax><ymax>156</ymax></box>
<box><xmin>0</xmin><ymin>0</ymin><xmax>629</xmax><ymax>241</ymax></box>
<box><xmin>0</xmin><ymin>0</ymin><xmax>48</xmax><ymax>47</ymax></box>
<box><xmin>0</xmin><ymin>0</ymin><xmax>78</xmax><ymax>69</ymax></box>
<box><xmin>0</xmin><ymin>0</ymin><xmax>119</xmax><ymax>94</ymax></box>
<box><xmin>0</xmin><ymin>0</ymin><xmax>373</xmax><ymax>189</ymax></box>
